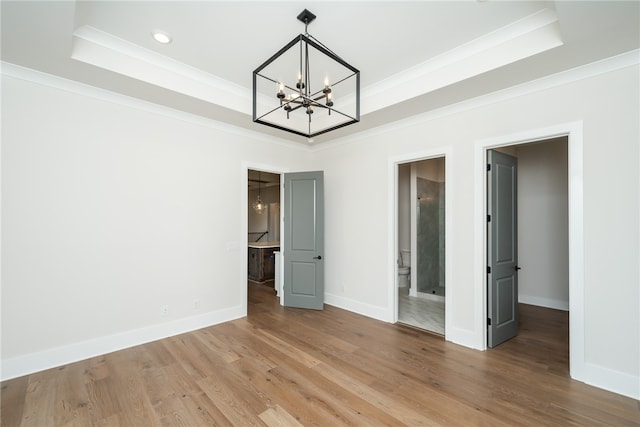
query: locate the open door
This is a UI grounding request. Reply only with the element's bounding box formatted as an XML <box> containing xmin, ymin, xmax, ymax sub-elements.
<box><xmin>487</xmin><ymin>150</ymin><xmax>519</xmax><ymax>347</ymax></box>
<box><xmin>283</xmin><ymin>171</ymin><xmax>324</xmax><ymax>309</ymax></box>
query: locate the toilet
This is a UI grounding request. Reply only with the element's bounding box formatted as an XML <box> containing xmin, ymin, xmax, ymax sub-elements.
<box><xmin>398</xmin><ymin>250</ymin><xmax>411</xmax><ymax>288</ymax></box>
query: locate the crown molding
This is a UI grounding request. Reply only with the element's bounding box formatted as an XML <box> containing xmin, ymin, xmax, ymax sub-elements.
<box><xmin>360</xmin><ymin>8</ymin><xmax>563</xmax><ymax>115</ymax></box>
<box><xmin>4</xmin><ymin>48</ymin><xmax>638</xmax><ymax>154</ymax></box>
<box><xmin>71</xmin><ymin>25</ymin><xmax>251</xmax><ymax>115</ymax></box>
<box><xmin>312</xmin><ymin>49</ymin><xmax>640</xmax><ymax>152</ymax></box>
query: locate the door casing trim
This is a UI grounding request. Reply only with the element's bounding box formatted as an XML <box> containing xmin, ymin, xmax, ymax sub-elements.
<box><xmin>474</xmin><ymin>121</ymin><xmax>583</xmax><ymax>381</ymax></box>
<box><xmin>242</xmin><ymin>163</ymin><xmax>288</xmax><ymax>315</ymax></box>
<box><xmin>388</xmin><ymin>147</ymin><xmax>453</xmax><ymax>337</ymax></box>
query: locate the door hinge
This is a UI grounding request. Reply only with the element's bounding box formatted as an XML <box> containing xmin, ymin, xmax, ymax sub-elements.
<box><xmin>487</xmin><ymin>163</ymin><xmax>491</xmax><ymax>172</ymax></box>
<box><xmin>487</xmin><ymin>214</ymin><xmax>491</xmax><ymax>222</ymax></box>
<box><xmin>487</xmin><ymin>266</ymin><xmax>491</xmax><ymax>274</ymax></box>
<box><xmin>487</xmin><ymin>318</ymin><xmax>492</xmax><ymax>326</ymax></box>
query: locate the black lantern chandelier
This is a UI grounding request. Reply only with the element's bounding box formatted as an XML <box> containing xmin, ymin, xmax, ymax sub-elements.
<box><xmin>253</xmin><ymin>9</ymin><xmax>360</xmax><ymax>139</ymax></box>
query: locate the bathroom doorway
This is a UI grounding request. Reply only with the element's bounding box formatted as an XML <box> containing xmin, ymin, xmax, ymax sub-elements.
<box><xmin>248</xmin><ymin>169</ymin><xmax>282</xmax><ymax>294</ymax></box>
<box><xmin>397</xmin><ymin>157</ymin><xmax>446</xmax><ymax>334</ymax></box>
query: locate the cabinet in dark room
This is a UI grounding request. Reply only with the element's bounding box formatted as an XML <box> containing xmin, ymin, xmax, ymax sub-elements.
<box><xmin>248</xmin><ymin>243</ymin><xmax>279</xmax><ymax>282</ymax></box>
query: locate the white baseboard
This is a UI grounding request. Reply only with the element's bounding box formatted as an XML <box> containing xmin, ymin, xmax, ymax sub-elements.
<box><xmin>1</xmin><ymin>306</ymin><xmax>245</xmax><ymax>381</ymax></box>
<box><xmin>579</xmin><ymin>362</ymin><xmax>640</xmax><ymax>400</ymax></box>
<box><xmin>324</xmin><ymin>292</ymin><xmax>389</xmax><ymax>323</ymax></box>
<box><xmin>6</xmin><ymin>298</ymin><xmax>636</xmax><ymax>401</ymax></box>
<box><xmin>519</xmin><ymin>294</ymin><xmax>569</xmax><ymax>311</ymax></box>
<box><xmin>325</xmin><ymin>292</ymin><xmax>485</xmax><ymax>351</ymax></box>
<box><xmin>446</xmin><ymin>326</ymin><xmax>485</xmax><ymax>351</ymax></box>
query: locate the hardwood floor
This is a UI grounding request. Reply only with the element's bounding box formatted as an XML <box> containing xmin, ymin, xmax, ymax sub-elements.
<box><xmin>2</xmin><ymin>282</ymin><xmax>639</xmax><ymax>426</ymax></box>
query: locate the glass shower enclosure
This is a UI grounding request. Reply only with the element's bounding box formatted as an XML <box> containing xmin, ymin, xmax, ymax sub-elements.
<box><xmin>416</xmin><ymin>177</ymin><xmax>445</xmax><ymax>296</ymax></box>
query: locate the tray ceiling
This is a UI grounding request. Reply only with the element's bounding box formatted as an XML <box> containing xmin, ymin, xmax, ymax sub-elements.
<box><xmin>2</xmin><ymin>1</ymin><xmax>638</xmax><ymax>145</ymax></box>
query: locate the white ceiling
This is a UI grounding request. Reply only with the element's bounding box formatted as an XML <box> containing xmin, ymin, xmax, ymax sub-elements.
<box><xmin>2</xmin><ymin>1</ymin><xmax>638</xmax><ymax>145</ymax></box>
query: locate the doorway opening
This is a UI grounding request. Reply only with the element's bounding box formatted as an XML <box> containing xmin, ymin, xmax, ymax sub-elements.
<box><xmin>247</xmin><ymin>169</ymin><xmax>282</xmax><ymax>295</ymax></box>
<box><xmin>485</xmin><ymin>137</ymin><xmax>569</xmax><ymax>355</ymax></box>
<box><xmin>396</xmin><ymin>156</ymin><xmax>447</xmax><ymax>334</ymax></box>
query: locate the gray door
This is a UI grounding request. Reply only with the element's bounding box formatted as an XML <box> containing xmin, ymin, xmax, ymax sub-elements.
<box><xmin>487</xmin><ymin>150</ymin><xmax>519</xmax><ymax>348</ymax></box>
<box><xmin>283</xmin><ymin>171</ymin><xmax>324</xmax><ymax>310</ymax></box>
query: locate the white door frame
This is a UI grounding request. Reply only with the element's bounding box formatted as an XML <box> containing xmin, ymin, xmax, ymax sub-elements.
<box><xmin>474</xmin><ymin>121</ymin><xmax>584</xmax><ymax>381</ymax></box>
<box><xmin>388</xmin><ymin>147</ymin><xmax>453</xmax><ymax>337</ymax></box>
<box><xmin>242</xmin><ymin>162</ymin><xmax>288</xmax><ymax>315</ymax></box>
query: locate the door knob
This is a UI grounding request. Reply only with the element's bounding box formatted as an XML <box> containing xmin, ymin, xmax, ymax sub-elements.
<box><xmin>313</xmin><ymin>255</ymin><xmax>322</xmax><ymax>260</ymax></box>
<box><xmin>515</xmin><ymin>265</ymin><xmax>522</xmax><ymax>271</ymax></box>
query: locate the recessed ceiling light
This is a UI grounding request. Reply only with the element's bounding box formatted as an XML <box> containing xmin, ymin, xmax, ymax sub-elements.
<box><xmin>152</xmin><ymin>30</ymin><xmax>172</xmax><ymax>44</ymax></box>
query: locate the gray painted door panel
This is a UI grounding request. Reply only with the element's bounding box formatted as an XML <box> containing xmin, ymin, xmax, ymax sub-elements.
<box><xmin>488</xmin><ymin>150</ymin><xmax>518</xmax><ymax>348</ymax></box>
<box><xmin>284</xmin><ymin>171</ymin><xmax>324</xmax><ymax>310</ymax></box>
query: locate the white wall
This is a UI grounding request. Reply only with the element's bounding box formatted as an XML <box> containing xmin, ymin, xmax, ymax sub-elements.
<box><xmin>516</xmin><ymin>138</ymin><xmax>569</xmax><ymax>310</ymax></box>
<box><xmin>1</xmin><ymin>70</ymin><xmax>310</xmax><ymax>379</ymax></box>
<box><xmin>313</xmin><ymin>62</ymin><xmax>639</xmax><ymax>398</ymax></box>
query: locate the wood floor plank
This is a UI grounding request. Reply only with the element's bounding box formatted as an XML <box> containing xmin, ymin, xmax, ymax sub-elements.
<box><xmin>237</xmin><ymin>324</ymin><xmax>322</xmax><ymax>369</ymax></box>
<box><xmin>259</xmin><ymin>404</ymin><xmax>304</xmax><ymax>427</ymax></box>
<box><xmin>215</xmin><ymin>316</ymin><xmax>407</xmax><ymax>426</ymax></box>
<box><xmin>19</xmin><ymin>369</ymin><xmax>62</xmax><ymax>427</ymax></box>
<box><xmin>201</xmin><ymin>322</ymin><xmax>280</xmax><ymax>373</ymax></box>
<box><xmin>196</xmin><ymin>373</ymin><xmax>266</xmax><ymax>426</ymax></box>
<box><xmin>84</xmin><ymin>377</ymin><xmax>121</xmax><ymax>423</ymax></box>
<box><xmin>160</xmin><ymin>334</ymin><xmax>219</xmax><ymax>380</ymax></box>
<box><xmin>177</xmin><ymin>391</ymin><xmax>235</xmax><ymax>427</ymax></box>
<box><xmin>2</xmin><ymin>282</ymin><xmax>639</xmax><ymax>426</ymax></box>
<box><xmin>0</xmin><ymin>375</ymin><xmax>28</xmax><ymax>427</ymax></box>
<box><xmin>249</xmin><ymin>310</ymin><xmax>360</xmax><ymax>355</ymax></box>
<box><xmin>252</xmin><ymin>350</ymin><xmax>404</xmax><ymax>426</ymax></box>
<box><xmin>193</xmin><ymin>328</ymin><xmax>242</xmax><ymax>364</ymax></box>
<box><xmin>146</xmin><ymin>360</ymin><xmax>230</xmax><ymax>426</ymax></box>
<box><xmin>82</xmin><ymin>356</ymin><xmax>110</xmax><ymax>384</ymax></box>
<box><xmin>52</xmin><ymin>363</ymin><xmax>92</xmax><ymax>427</ymax></box>
<box><xmin>105</xmin><ymin>346</ymin><xmax>161</xmax><ymax>427</ymax></box>
<box><xmin>205</xmin><ymin>325</ymin><xmax>353</xmax><ymax>426</ymax></box>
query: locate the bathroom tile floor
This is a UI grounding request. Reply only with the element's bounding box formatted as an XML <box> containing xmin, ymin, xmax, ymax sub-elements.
<box><xmin>398</xmin><ymin>289</ymin><xmax>445</xmax><ymax>335</ymax></box>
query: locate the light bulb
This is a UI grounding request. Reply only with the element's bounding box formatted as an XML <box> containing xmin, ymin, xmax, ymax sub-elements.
<box><xmin>253</xmin><ymin>196</ymin><xmax>266</xmax><ymax>214</ymax></box>
<box><xmin>296</xmin><ymin>71</ymin><xmax>305</xmax><ymax>89</ymax></box>
<box><xmin>277</xmin><ymin>82</ymin><xmax>285</xmax><ymax>100</ymax></box>
<box><xmin>326</xmin><ymin>92</ymin><xmax>334</xmax><ymax>107</ymax></box>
